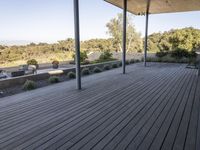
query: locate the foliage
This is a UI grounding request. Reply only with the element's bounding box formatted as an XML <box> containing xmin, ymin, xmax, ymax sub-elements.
<box><xmin>99</xmin><ymin>50</ymin><xmax>113</xmax><ymax>60</ymax></box>
<box><xmin>27</xmin><ymin>59</ymin><xmax>39</xmax><ymax>68</ymax></box>
<box><xmin>81</xmin><ymin>38</ymin><xmax>114</xmax><ymax>52</ymax></box>
<box><xmin>81</xmin><ymin>68</ymin><xmax>90</xmax><ymax>75</ymax></box>
<box><xmin>125</xmin><ymin>60</ymin><xmax>130</xmax><ymax>65</ymax></box>
<box><xmin>112</xmin><ymin>63</ymin><xmax>118</xmax><ymax>68</ymax></box>
<box><xmin>23</xmin><ymin>80</ymin><xmax>37</xmax><ymax>91</ymax></box>
<box><xmin>27</xmin><ymin>59</ymin><xmax>38</xmax><ymax>66</ymax></box>
<box><xmin>170</xmin><ymin>48</ymin><xmax>190</xmax><ymax>59</ymax></box>
<box><xmin>130</xmin><ymin>59</ymin><xmax>135</xmax><ymax>64</ymax></box>
<box><xmin>67</xmin><ymin>72</ymin><xmax>76</xmax><ymax>79</ymax></box>
<box><xmin>146</xmin><ymin>56</ymin><xmax>191</xmax><ymax>63</ymax></box>
<box><xmin>1</xmin><ymin>27</ymin><xmax>200</xmax><ymax>68</ymax></box>
<box><xmin>93</xmin><ymin>67</ymin><xmax>102</xmax><ymax>73</ymax></box>
<box><xmin>135</xmin><ymin>59</ymin><xmax>140</xmax><ymax>63</ymax></box>
<box><xmin>106</xmin><ymin>13</ymin><xmax>143</xmax><ymax>52</ymax></box>
<box><xmin>81</xmin><ymin>60</ymin><xmax>90</xmax><ymax>65</ymax></box>
<box><xmin>156</xmin><ymin>51</ymin><xmax>169</xmax><ymax>58</ymax></box>
<box><xmin>52</xmin><ymin>60</ymin><xmax>59</xmax><ymax>65</ymax></box>
<box><xmin>48</xmin><ymin>76</ymin><xmax>60</xmax><ymax>84</ymax></box>
<box><xmin>148</xmin><ymin>27</ymin><xmax>200</xmax><ymax>53</ymax></box>
<box><xmin>103</xmin><ymin>65</ymin><xmax>111</xmax><ymax>70</ymax></box>
<box><xmin>72</xmin><ymin>51</ymin><xmax>88</xmax><ymax>63</ymax></box>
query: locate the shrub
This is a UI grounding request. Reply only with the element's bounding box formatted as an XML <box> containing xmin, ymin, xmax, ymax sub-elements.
<box><xmin>49</xmin><ymin>76</ymin><xmax>60</xmax><ymax>84</ymax></box>
<box><xmin>99</xmin><ymin>50</ymin><xmax>113</xmax><ymax>60</ymax></box>
<box><xmin>69</xmin><ymin>60</ymin><xmax>75</xmax><ymax>64</ymax></box>
<box><xmin>27</xmin><ymin>59</ymin><xmax>39</xmax><ymax>69</ymax></box>
<box><xmin>103</xmin><ymin>65</ymin><xmax>111</xmax><ymax>70</ymax></box>
<box><xmin>81</xmin><ymin>60</ymin><xmax>90</xmax><ymax>65</ymax></box>
<box><xmin>23</xmin><ymin>80</ymin><xmax>37</xmax><ymax>91</ymax></box>
<box><xmin>146</xmin><ymin>57</ymin><xmax>161</xmax><ymax>62</ymax></box>
<box><xmin>52</xmin><ymin>60</ymin><xmax>59</xmax><ymax>65</ymax></box>
<box><xmin>135</xmin><ymin>59</ymin><xmax>140</xmax><ymax>63</ymax></box>
<box><xmin>130</xmin><ymin>59</ymin><xmax>135</xmax><ymax>64</ymax></box>
<box><xmin>170</xmin><ymin>48</ymin><xmax>189</xmax><ymax>59</ymax></box>
<box><xmin>112</xmin><ymin>63</ymin><xmax>118</xmax><ymax>68</ymax></box>
<box><xmin>68</xmin><ymin>72</ymin><xmax>76</xmax><ymax>79</ymax></box>
<box><xmin>156</xmin><ymin>51</ymin><xmax>168</xmax><ymax>58</ymax></box>
<box><xmin>125</xmin><ymin>60</ymin><xmax>130</xmax><ymax>65</ymax></box>
<box><xmin>72</xmin><ymin>51</ymin><xmax>88</xmax><ymax>63</ymax></box>
<box><xmin>93</xmin><ymin>67</ymin><xmax>102</xmax><ymax>73</ymax></box>
<box><xmin>188</xmin><ymin>50</ymin><xmax>197</xmax><ymax>58</ymax></box>
<box><xmin>82</xmin><ymin>68</ymin><xmax>90</xmax><ymax>75</ymax></box>
<box><xmin>188</xmin><ymin>50</ymin><xmax>197</xmax><ymax>64</ymax></box>
<box><xmin>119</xmin><ymin>62</ymin><xmax>122</xmax><ymax>66</ymax></box>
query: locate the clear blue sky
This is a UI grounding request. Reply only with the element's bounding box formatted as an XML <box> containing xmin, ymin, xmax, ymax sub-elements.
<box><xmin>0</xmin><ymin>0</ymin><xmax>200</xmax><ymax>44</ymax></box>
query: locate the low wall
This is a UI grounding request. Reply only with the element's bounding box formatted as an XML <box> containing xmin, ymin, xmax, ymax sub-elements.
<box><xmin>0</xmin><ymin>61</ymin><xmax>121</xmax><ymax>89</ymax></box>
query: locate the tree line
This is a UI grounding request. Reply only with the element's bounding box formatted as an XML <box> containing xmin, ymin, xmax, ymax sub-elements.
<box><xmin>0</xmin><ymin>13</ymin><xmax>200</xmax><ymax>67</ymax></box>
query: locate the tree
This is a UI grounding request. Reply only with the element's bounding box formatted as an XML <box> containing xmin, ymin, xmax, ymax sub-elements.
<box><xmin>106</xmin><ymin>13</ymin><xmax>143</xmax><ymax>52</ymax></box>
<box><xmin>148</xmin><ymin>27</ymin><xmax>200</xmax><ymax>52</ymax></box>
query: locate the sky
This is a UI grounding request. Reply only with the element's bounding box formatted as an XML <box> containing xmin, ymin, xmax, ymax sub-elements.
<box><xmin>0</xmin><ymin>0</ymin><xmax>200</xmax><ymax>44</ymax></box>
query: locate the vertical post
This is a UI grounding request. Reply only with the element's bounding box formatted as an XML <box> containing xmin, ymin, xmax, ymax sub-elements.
<box><xmin>74</xmin><ymin>0</ymin><xmax>81</xmax><ymax>90</ymax></box>
<box><xmin>198</xmin><ymin>61</ymin><xmax>200</xmax><ymax>76</ymax></box>
<box><xmin>122</xmin><ymin>0</ymin><xmax>127</xmax><ymax>74</ymax></box>
<box><xmin>144</xmin><ymin>0</ymin><xmax>151</xmax><ymax>67</ymax></box>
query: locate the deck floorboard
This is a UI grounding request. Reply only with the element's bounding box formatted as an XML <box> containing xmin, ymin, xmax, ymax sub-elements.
<box><xmin>0</xmin><ymin>63</ymin><xmax>199</xmax><ymax>150</ymax></box>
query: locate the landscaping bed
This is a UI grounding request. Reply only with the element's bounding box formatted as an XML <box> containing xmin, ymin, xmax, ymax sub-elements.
<box><xmin>0</xmin><ymin>60</ymin><xmax>141</xmax><ymax>98</ymax></box>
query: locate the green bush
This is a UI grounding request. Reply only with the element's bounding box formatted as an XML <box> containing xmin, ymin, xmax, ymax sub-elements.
<box><xmin>135</xmin><ymin>59</ymin><xmax>140</xmax><ymax>63</ymax></box>
<box><xmin>99</xmin><ymin>50</ymin><xmax>113</xmax><ymax>60</ymax></box>
<box><xmin>81</xmin><ymin>60</ymin><xmax>90</xmax><ymax>65</ymax></box>
<box><xmin>130</xmin><ymin>59</ymin><xmax>135</xmax><ymax>64</ymax></box>
<box><xmin>27</xmin><ymin>59</ymin><xmax>39</xmax><ymax>68</ymax></box>
<box><xmin>119</xmin><ymin>62</ymin><xmax>122</xmax><ymax>66</ymax></box>
<box><xmin>72</xmin><ymin>51</ymin><xmax>88</xmax><ymax>63</ymax></box>
<box><xmin>156</xmin><ymin>51</ymin><xmax>168</xmax><ymax>58</ymax></box>
<box><xmin>112</xmin><ymin>63</ymin><xmax>118</xmax><ymax>68</ymax></box>
<box><xmin>103</xmin><ymin>65</ymin><xmax>111</xmax><ymax>70</ymax></box>
<box><xmin>146</xmin><ymin>57</ymin><xmax>161</xmax><ymax>62</ymax></box>
<box><xmin>48</xmin><ymin>76</ymin><xmax>60</xmax><ymax>84</ymax></box>
<box><xmin>82</xmin><ymin>68</ymin><xmax>90</xmax><ymax>75</ymax></box>
<box><xmin>52</xmin><ymin>60</ymin><xmax>59</xmax><ymax>65</ymax></box>
<box><xmin>188</xmin><ymin>50</ymin><xmax>197</xmax><ymax>58</ymax></box>
<box><xmin>68</xmin><ymin>72</ymin><xmax>76</xmax><ymax>79</ymax></box>
<box><xmin>125</xmin><ymin>60</ymin><xmax>130</xmax><ymax>65</ymax></box>
<box><xmin>170</xmin><ymin>48</ymin><xmax>189</xmax><ymax>59</ymax></box>
<box><xmin>93</xmin><ymin>67</ymin><xmax>102</xmax><ymax>73</ymax></box>
<box><xmin>23</xmin><ymin>80</ymin><xmax>37</xmax><ymax>91</ymax></box>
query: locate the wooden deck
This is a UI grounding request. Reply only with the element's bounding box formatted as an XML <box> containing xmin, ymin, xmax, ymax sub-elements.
<box><xmin>0</xmin><ymin>63</ymin><xmax>200</xmax><ymax>150</ymax></box>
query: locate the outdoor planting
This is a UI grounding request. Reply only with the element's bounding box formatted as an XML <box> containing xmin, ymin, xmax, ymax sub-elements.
<box><xmin>23</xmin><ymin>80</ymin><xmax>37</xmax><ymax>91</ymax></box>
<box><xmin>48</xmin><ymin>76</ymin><xmax>60</xmax><ymax>84</ymax></box>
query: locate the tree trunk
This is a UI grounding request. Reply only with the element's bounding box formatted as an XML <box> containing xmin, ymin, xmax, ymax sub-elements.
<box><xmin>118</xmin><ymin>43</ymin><xmax>122</xmax><ymax>52</ymax></box>
<box><xmin>127</xmin><ymin>36</ymin><xmax>134</xmax><ymax>52</ymax></box>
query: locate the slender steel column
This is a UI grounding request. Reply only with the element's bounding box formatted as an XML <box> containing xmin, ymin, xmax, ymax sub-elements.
<box><xmin>74</xmin><ymin>0</ymin><xmax>81</xmax><ymax>90</ymax></box>
<box><xmin>122</xmin><ymin>0</ymin><xmax>127</xmax><ymax>74</ymax></box>
<box><xmin>144</xmin><ymin>0</ymin><xmax>151</xmax><ymax>67</ymax></box>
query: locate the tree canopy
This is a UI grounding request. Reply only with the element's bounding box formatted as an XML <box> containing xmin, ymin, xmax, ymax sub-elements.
<box><xmin>148</xmin><ymin>27</ymin><xmax>200</xmax><ymax>52</ymax></box>
<box><xmin>1</xmin><ymin>25</ymin><xmax>200</xmax><ymax>68</ymax></box>
<box><xmin>106</xmin><ymin>13</ymin><xmax>143</xmax><ymax>52</ymax></box>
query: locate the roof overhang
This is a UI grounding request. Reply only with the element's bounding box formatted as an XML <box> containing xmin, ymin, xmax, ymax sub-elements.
<box><xmin>105</xmin><ymin>0</ymin><xmax>200</xmax><ymax>15</ymax></box>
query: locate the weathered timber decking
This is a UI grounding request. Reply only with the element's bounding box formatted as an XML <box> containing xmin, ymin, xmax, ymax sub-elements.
<box><xmin>0</xmin><ymin>63</ymin><xmax>200</xmax><ymax>150</ymax></box>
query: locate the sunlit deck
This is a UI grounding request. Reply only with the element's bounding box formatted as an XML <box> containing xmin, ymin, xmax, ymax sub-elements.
<box><xmin>0</xmin><ymin>63</ymin><xmax>199</xmax><ymax>150</ymax></box>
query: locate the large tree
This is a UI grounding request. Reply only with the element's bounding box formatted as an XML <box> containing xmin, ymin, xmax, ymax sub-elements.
<box><xmin>106</xmin><ymin>13</ymin><xmax>143</xmax><ymax>52</ymax></box>
<box><xmin>148</xmin><ymin>27</ymin><xmax>200</xmax><ymax>52</ymax></box>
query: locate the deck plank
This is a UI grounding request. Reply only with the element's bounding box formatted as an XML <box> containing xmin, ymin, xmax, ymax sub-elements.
<box><xmin>0</xmin><ymin>63</ymin><xmax>199</xmax><ymax>150</ymax></box>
